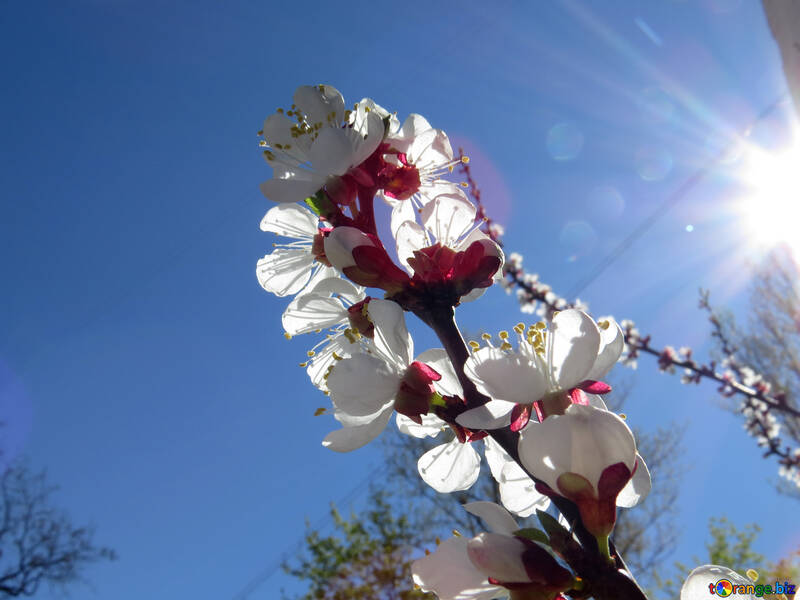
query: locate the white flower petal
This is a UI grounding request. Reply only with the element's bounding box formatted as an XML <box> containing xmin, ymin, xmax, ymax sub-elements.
<box><xmin>322</xmin><ymin>405</ymin><xmax>393</xmax><ymax>453</ymax></box>
<box><xmin>256</xmin><ymin>249</ymin><xmax>315</xmax><ymax>297</ymax></box>
<box><xmin>324</xmin><ymin>226</ymin><xmax>372</xmax><ymax>271</ymax></box>
<box><xmin>396</xmin><ymin>413</ymin><xmax>446</xmax><ymax>438</ymax></box>
<box><xmin>421</xmin><ymin>191</ymin><xmax>476</xmax><ymax>248</ymax></box>
<box><xmin>518</xmin><ymin>404</ymin><xmax>636</xmax><ymax>494</ymax></box>
<box><xmin>282</xmin><ymin>294</ymin><xmax>347</xmax><ymax>336</ymax></box>
<box><xmin>394</xmin><ymin>219</ymin><xmax>430</xmax><ymax>271</ymax></box>
<box><xmin>418</xmin><ymin>439</ymin><xmax>481</xmax><ymax>493</ymax></box>
<box><xmin>407</xmin><ymin>127</ymin><xmax>446</xmax><ymax>166</ymax></box>
<box><xmin>617</xmin><ymin>453</ymin><xmax>651</xmax><ymax>508</ymax></box>
<box><xmin>498</xmin><ymin>461</ymin><xmax>551</xmax><ymax>517</ymax></box>
<box><xmin>308</xmin><ymin>127</ymin><xmax>363</xmax><ymax>176</ymax></box>
<box><xmin>465</xmin><ymin>347</ymin><xmax>548</xmax><ymax>405</ymax></box>
<box><xmin>586</xmin><ymin>317</ymin><xmax>625</xmax><ymax>381</ymax></box>
<box><xmin>467</xmin><ymin>533</ymin><xmax>529</xmax><ymax>584</ymax></box>
<box><xmin>353</xmin><ymin>98</ymin><xmax>398</xmax><ymax>135</ymax></box>
<box><xmin>260</xmin><ymin>203</ymin><xmax>318</xmax><ymax>238</ymax></box>
<box><xmin>389</xmin><ymin>198</ymin><xmax>419</xmax><ymax>237</ymax></box>
<box><xmin>549</xmin><ymin>309</ymin><xmax>602</xmax><ymax>389</ymax></box>
<box><xmin>587</xmin><ymin>394</ymin><xmax>608</xmax><ymax>411</ymax></box>
<box><xmin>262</xmin><ymin>112</ymin><xmax>311</xmax><ymax>158</ymax></box>
<box><xmin>463</xmin><ymin>502</ymin><xmax>518</xmax><ymax>535</ymax></box>
<box><xmin>302</xmin><ymin>276</ymin><xmax>364</xmax><ymax>305</ymax></box>
<box><xmin>483</xmin><ymin>437</ymin><xmax>511</xmax><ymax>482</ymax></box>
<box><xmin>396</xmin><ymin>113</ymin><xmax>433</xmax><ymax>143</ymax></box>
<box><xmin>328</xmin><ymin>354</ymin><xmax>399</xmax><ymax>416</ymax></box>
<box><xmin>412</xmin><ymin>537</ymin><xmax>504</xmax><ymax>600</ymax></box>
<box><xmin>293</xmin><ymin>84</ymin><xmax>344</xmax><ymax>128</ymax></box>
<box><xmin>456</xmin><ymin>400</ymin><xmax>517</xmax><ymax>430</ymax></box>
<box><xmin>415</xmin><ymin>348</ymin><xmax>463</xmax><ymax>397</ymax></box>
<box><xmin>259</xmin><ymin>172</ymin><xmax>326</xmax><ymax>204</ymax></box>
<box><xmin>350</xmin><ymin>111</ymin><xmax>385</xmax><ymax>167</ymax></box>
<box><xmin>367</xmin><ymin>299</ymin><xmax>413</xmax><ymax>368</ymax></box>
<box><xmin>307</xmin><ymin>336</ymin><xmax>357</xmax><ymax>391</ymax></box>
<box><xmin>459</xmin><ymin>286</ymin><xmax>487</xmax><ymax>303</ymax></box>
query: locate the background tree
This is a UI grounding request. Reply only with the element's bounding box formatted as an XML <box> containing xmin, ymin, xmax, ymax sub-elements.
<box><xmin>707</xmin><ymin>246</ymin><xmax>800</xmax><ymax>495</ymax></box>
<box><xmin>281</xmin><ymin>487</ymin><xmax>434</xmax><ymax>600</ymax></box>
<box><xmin>0</xmin><ymin>458</ymin><xmax>116</xmax><ymax>597</ymax></box>
<box><xmin>655</xmin><ymin>516</ymin><xmax>799</xmax><ymax>599</ymax></box>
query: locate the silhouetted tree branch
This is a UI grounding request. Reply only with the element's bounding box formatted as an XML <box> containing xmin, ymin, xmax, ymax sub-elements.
<box><xmin>0</xmin><ymin>459</ymin><xmax>116</xmax><ymax>597</ymax></box>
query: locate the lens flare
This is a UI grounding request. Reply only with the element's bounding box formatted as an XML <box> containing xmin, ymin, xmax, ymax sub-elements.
<box><xmin>738</xmin><ymin>144</ymin><xmax>800</xmax><ymax>258</ymax></box>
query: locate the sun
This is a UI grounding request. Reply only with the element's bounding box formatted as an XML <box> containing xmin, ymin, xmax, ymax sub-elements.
<box><xmin>737</xmin><ymin>144</ymin><xmax>800</xmax><ymax>258</ymax></box>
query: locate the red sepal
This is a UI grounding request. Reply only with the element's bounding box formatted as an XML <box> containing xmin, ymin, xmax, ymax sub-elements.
<box><xmin>577</xmin><ymin>380</ymin><xmax>612</xmax><ymax>395</ymax></box>
<box><xmin>510</xmin><ymin>404</ymin><xmax>532</xmax><ymax>432</ymax></box>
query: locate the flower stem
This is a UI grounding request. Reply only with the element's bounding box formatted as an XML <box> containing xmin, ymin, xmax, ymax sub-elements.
<box><xmin>597</xmin><ymin>534</ymin><xmax>612</xmax><ymax>563</ymax></box>
<box><xmin>422</xmin><ymin>307</ymin><xmax>650</xmax><ymax>600</ymax></box>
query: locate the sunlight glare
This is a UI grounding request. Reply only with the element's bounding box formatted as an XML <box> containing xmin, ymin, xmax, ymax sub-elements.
<box><xmin>738</xmin><ymin>144</ymin><xmax>800</xmax><ymax>258</ymax></box>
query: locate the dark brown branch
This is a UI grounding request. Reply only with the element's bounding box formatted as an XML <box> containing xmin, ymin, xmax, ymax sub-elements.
<box><xmin>415</xmin><ymin>305</ymin><xmax>648</xmax><ymax>600</ymax></box>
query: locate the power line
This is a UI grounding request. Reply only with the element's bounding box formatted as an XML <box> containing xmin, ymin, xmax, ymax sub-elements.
<box><xmin>566</xmin><ymin>94</ymin><xmax>787</xmax><ymax>298</ymax></box>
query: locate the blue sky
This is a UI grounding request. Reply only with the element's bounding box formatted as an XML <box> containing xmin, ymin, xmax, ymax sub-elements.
<box><xmin>1</xmin><ymin>1</ymin><xmax>798</xmax><ymax>598</ymax></box>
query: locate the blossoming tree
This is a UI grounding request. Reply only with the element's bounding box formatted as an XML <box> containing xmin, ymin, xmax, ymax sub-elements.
<box><xmin>255</xmin><ymin>84</ymin><xmax>778</xmax><ymax>600</ymax></box>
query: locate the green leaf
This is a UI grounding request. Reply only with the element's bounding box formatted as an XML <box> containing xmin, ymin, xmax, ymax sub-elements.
<box><xmin>429</xmin><ymin>392</ymin><xmax>446</xmax><ymax>408</ymax></box>
<box><xmin>513</xmin><ymin>528</ymin><xmax>550</xmax><ymax>546</ymax></box>
<box><xmin>536</xmin><ymin>509</ymin><xmax>570</xmax><ymax>539</ymax></box>
<box><xmin>304</xmin><ymin>190</ymin><xmax>334</xmax><ymax>217</ymax></box>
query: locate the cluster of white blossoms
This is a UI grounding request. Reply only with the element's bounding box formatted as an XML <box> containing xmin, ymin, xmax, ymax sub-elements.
<box><xmin>501</xmin><ymin>248</ymin><xmax>800</xmax><ymax>487</ymax></box>
<box><xmin>255</xmin><ymin>85</ymin><xmax>742</xmax><ymax>600</ymax></box>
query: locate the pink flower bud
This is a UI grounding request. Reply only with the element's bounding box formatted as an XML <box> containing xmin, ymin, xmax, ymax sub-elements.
<box><xmin>467</xmin><ymin>533</ymin><xmax>573</xmax><ymax>599</ymax></box>
<box><xmin>394</xmin><ymin>361</ymin><xmax>441</xmax><ymax>424</ymax></box>
<box><xmin>324</xmin><ymin>226</ymin><xmax>410</xmax><ymax>293</ymax></box>
<box><xmin>518</xmin><ymin>404</ymin><xmax>636</xmax><ymax>538</ymax></box>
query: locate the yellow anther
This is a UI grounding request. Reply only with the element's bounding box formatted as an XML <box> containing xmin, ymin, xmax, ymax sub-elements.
<box><xmin>598</xmin><ymin>319</ymin><xmax>610</xmax><ymax>330</ymax></box>
<box><xmin>306</xmin><ymin>350</ymin><xmax>315</xmax><ymax>357</ymax></box>
<box><xmin>298</xmin><ymin>362</ymin><xmax>307</xmax><ymax>367</ymax></box>
<box><xmin>459</xmin><ymin>181</ymin><xmax>469</xmax><ymax>187</ymax></box>
<box><xmin>498</xmin><ymin>330</ymin><xmax>509</xmax><ymax>339</ymax></box>
<box><xmin>258</xmin><ymin>140</ymin><xmax>267</xmax><ymax>147</ymax></box>
<box><xmin>284</xmin><ymin>333</ymin><xmax>292</xmax><ymax>340</ymax></box>
<box><xmin>323</xmin><ymin>390</ymin><xmax>330</xmax><ymax>396</ymax></box>
<box><xmin>619</xmin><ymin>413</ymin><xmax>627</xmax><ymax>420</ymax></box>
<box><xmin>468</xmin><ymin>341</ymin><xmax>480</xmax><ymax>350</ymax></box>
<box><xmin>315</xmin><ymin>329</ymin><xmax>322</xmax><ymax>333</ymax></box>
<box><xmin>257</xmin><ymin>129</ymin><xmax>264</xmax><ymax>136</ymax></box>
<box><xmin>435</xmin><ymin>536</ymin><xmax>441</xmax><ymax>545</ymax></box>
<box><xmin>424</xmin><ymin>549</ymin><xmax>430</xmax><ymax>556</ymax></box>
<box><xmin>276</xmin><ymin>107</ymin><xmax>284</xmax><ymax>113</ymax></box>
<box><xmin>461</xmin><ymin>155</ymin><xmax>470</xmax><ymax>163</ymax></box>
<box><xmin>534</xmin><ymin>321</ymin><xmax>547</xmax><ymax>329</ymax></box>
<box><xmin>332</xmin><ymin>352</ymin><xmax>344</xmax><ymax>361</ymax></box>
<box><xmin>313</xmin><ymin>407</ymin><xmax>326</xmax><ymax>416</ymax></box>
<box><xmin>746</xmin><ymin>569</ymin><xmax>758</xmax><ymax>582</ymax></box>
<box><xmin>452</xmin><ymin>529</ymin><xmax>462</xmax><ymax>537</ymax></box>
<box><xmin>500</xmin><ymin>342</ymin><xmax>512</xmax><ymax>351</ymax></box>
<box><xmin>481</xmin><ymin>333</ymin><xmax>492</xmax><ymax>340</ymax></box>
